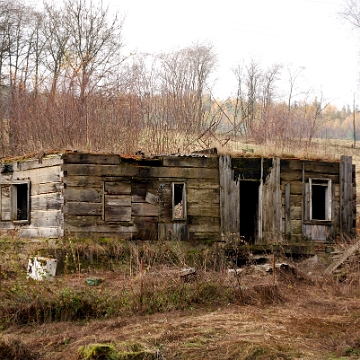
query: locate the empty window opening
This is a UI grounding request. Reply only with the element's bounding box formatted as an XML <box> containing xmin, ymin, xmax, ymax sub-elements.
<box><xmin>312</xmin><ymin>185</ymin><xmax>326</xmax><ymax>220</ymax></box>
<box><xmin>240</xmin><ymin>181</ymin><xmax>259</xmax><ymax>244</ymax></box>
<box><xmin>310</xmin><ymin>179</ymin><xmax>331</xmax><ymax>221</ymax></box>
<box><xmin>172</xmin><ymin>183</ymin><xmax>186</xmax><ymax>219</ymax></box>
<box><xmin>12</xmin><ymin>183</ymin><xmax>29</xmax><ymax>221</ymax></box>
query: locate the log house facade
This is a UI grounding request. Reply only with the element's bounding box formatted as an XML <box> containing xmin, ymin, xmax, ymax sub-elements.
<box><xmin>0</xmin><ymin>152</ymin><xmax>356</xmax><ymax>244</ymax></box>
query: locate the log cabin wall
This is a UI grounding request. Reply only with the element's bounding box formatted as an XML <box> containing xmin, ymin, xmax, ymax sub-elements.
<box><xmin>262</xmin><ymin>158</ymin><xmax>282</xmax><ymax>243</ymax></box>
<box><xmin>62</xmin><ymin>153</ymin><xmax>220</xmax><ymax>241</ymax></box>
<box><xmin>221</xmin><ymin>156</ymin><xmax>281</xmax><ymax>245</ymax></box>
<box><xmin>281</xmin><ymin>159</ymin><xmax>306</xmax><ymax>243</ymax></box>
<box><xmin>157</xmin><ymin>156</ymin><xmax>220</xmax><ymax>241</ymax></box>
<box><xmin>281</xmin><ymin>156</ymin><xmax>355</xmax><ymax>242</ymax></box>
<box><xmin>62</xmin><ymin>153</ymin><xmax>159</xmax><ymax>239</ymax></box>
<box><xmin>0</xmin><ymin>155</ymin><xmax>64</xmax><ymax>238</ymax></box>
<box><xmin>0</xmin><ymin>152</ymin><xmax>355</xmax><ymax>243</ymax></box>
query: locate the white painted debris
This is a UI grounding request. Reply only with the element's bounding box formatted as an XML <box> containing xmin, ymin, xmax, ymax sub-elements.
<box><xmin>179</xmin><ymin>267</ymin><xmax>196</xmax><ymax>282</ymax></box>
<box><xmin>180</xmin><ymin>267</ymin><xmax>196</xmax><ymax>275</ymax></box>
<box><xmin>27</xmin><ymin>257</ymin><xmax>57</xmax><ymax>280</ymax></box>
<box><xmin>227</xmin><ymin>268</ymin><xmax>244</xmax><ymax>275</ymax></box>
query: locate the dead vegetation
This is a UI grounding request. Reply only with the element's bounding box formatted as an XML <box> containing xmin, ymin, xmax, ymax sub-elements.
<box><xmin>0</xmin><ymin>238</ymin><xmax>360</xmax><ymax>359</ymax></box>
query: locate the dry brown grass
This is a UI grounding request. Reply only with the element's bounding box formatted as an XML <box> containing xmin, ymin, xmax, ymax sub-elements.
<box><xmin>2</xmin><ymin>138</ymin><xmax>360</xmax><ymax>359</ymax></box>
<box><xmin>1</xmin><ymin>252</ymin><xmax>360</xmax><ymax>360</ymax></box>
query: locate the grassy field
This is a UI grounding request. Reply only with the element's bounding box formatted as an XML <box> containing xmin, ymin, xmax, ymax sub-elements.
<box><xmin>1</xmin><ymin>138</ymin><xmax>360</xmax><ymax>359</ymax></box>
<box><xmin>1</xmin><ymin>244</ymin><xmax>360</xmax><ymax>360</ymax></box>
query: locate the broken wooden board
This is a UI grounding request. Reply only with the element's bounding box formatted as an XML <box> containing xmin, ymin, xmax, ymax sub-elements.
<box><xmin>324</xmin><ymin>239</ymin><xmax>360</xmax><ymax>275</ymax></box>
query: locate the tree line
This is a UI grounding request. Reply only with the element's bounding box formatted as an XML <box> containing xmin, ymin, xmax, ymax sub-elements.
<box><xmin>0</xmin><ymin>0</ymin><xmax>357</xmax><ymax>158</ymax></box>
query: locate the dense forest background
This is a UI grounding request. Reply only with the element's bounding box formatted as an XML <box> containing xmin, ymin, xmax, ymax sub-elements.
<box><xmin>0</xmin><ymin>0</ymin><xmax>359</xmax><ymax>158</ymax></box>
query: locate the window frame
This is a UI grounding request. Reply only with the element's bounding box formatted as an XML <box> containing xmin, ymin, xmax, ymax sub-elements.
<box><xmin>309</xmin><ymin>178</ymin><xmax>332</xmax><ymax>222</ymax></box>
<box><xmin>10</xmin><ymin>181</ymin><xmax>31</xmax><ymax>224</ymax></box>
<box><xmin>172</xmin><ymin>182</ymin><xmax>187</xmax><ymax>220</ymax></box>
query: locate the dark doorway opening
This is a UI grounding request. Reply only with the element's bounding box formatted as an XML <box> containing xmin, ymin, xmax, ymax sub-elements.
<box><xmin>240</xmin><ymin>181</ymin><xmax>259</xmax><ymax>244</ymax></box>
<box><xmin>172</xmin><ymin>183</ymin><xmax>186</xmax><ymax>219</ymax></box>
<box><xmin>16</xmin><ymin>183</ymin><xmax>29</xmax><ymax>220</ymax></box>
<box><xmin>311</xmin><ymin>184</ymin><xmax>326</xmax><ymax>220</ymax></box>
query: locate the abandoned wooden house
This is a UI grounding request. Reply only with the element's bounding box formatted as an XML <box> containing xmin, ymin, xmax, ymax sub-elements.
<box><xmin>0</xmin><ymin>152</ymin><xmax>356</xmax><ymax>245</ymax></box>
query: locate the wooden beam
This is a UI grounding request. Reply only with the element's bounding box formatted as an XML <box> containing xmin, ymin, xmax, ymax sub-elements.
<box><xmin>324</xmin><ymin>239</ymin><xmax>360</xmax><ymax>274</ymax></box>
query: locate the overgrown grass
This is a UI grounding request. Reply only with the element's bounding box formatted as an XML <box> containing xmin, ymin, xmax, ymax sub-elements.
<box><xmin>0</xmin><ymin>267</ymin><xmax>245</xmax><ymax>328</ymax></box>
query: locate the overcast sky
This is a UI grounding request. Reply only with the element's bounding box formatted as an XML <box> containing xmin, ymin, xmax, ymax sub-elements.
<box><xmin>103</xmin><ymin>0</ymin><xmax>360</xmax><ymax>108</ymax></box>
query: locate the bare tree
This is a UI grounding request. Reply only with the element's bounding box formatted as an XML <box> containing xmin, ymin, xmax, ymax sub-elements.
<box><xmin>63</xmin><ymin>0</ymin><xmax>125</xmax><ymax>100</ymax></box>
<box><xmin>303</xmin><ymin>93</ymin><xmax>330</xmax><ymax>154</ymax></box>
<box><xmin>42</xmin><ymin>1</ymin><xmax>70</xmax><ymax>97</ymax></box>
<box><xmin>157</xmin><ymin>43</ymin><xmax>217</xmax><ymax>151</ymax></box>
<box><xmin>341</xmin><ymin>0</ymin><xmax>360</xmax><ymax>29</ymax></box>
<box><xmin>286</xmin><ymin>64</ymin><xmax>305</xmax><ymax>113</ymax></box>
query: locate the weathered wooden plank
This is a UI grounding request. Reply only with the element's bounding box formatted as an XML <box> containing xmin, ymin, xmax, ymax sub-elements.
<box><xmin>16</xmin><ymin>156</ymin><xmax>62</xmax><ymax>171</ymax></box>
<box><xmin>64</xmin><ymin>202</ymin><xmax>102</xmax><ymax>216</ymax></box>
<box><xmin>31</xmin><ymin>182</ymin><xmax>63</xmax><ymax>196</ymax></box>
<box><xmin>219</xmin><ymin>155</ymin><xmax>239</xmax><ymax>238</ymax></box>
<box><xmin>104</xmin><ymin>181</ymin><xmax>131</xmax><ymax>195</ymax></box>
<box><xmin>1</xmin><ymin>211</ymin><xmax>10</xmax><ymax>221</ymax></box>
<box><xmin>303</xmin><ymin>182</ymin><xmax>309</xmax><ymax>221</ymax></box>
<box><xmin>158</xmin><ymin>223</ymin><xmax>188</xmax><ymax>241</ymax></box>
<box><xmin>304</xmin><ymin>161</ymin><xmax>339</xmax><ymax>175</ymax></box>
<box><xmin>3</xmin><ymin>166</ymin><xmax>62</xmax><ymax>184</ymax></box>
<box><xmin>19</xmin><ymin>227</ymin><xmax>63</xmax><ymax>238</ymax></box>
<box><xmin>188</xmin><ymin>231</ymin><xmax>219</xmax><ymax>241</ymax></box>
<box><xmin>287</xmin><ymin>182</ymin><xmax>302</xmax><ymax>195</ymax></box>
<box><xmin>285</xmin><ymin>183</ymin><xmax>291</xmax><ymax>238</ymax></box>
<box><xmin>290</xmin><ymin>206</ymin><xmax>302</xmax><ymax>220</ymax></box>
<box><xmin>188</xmin><ymin>200</ymin><xmax>220</xmax><ymax>218</ymax></box>
<box><xmin>1</xmin><ymin>185</ymin><xmax>10</xmax><ymax>221</ymax></box>
<box><xmin>132</xmin><ymin>194</ymin><xmax>145</xmax><ymax>202</ymax></box>
<box><xmin>63</xmin><ymin>164</ymin><xmax>140</xmax><ymax>177</ymax></box>
<box><xmin>187</xmin><ymin>187</ymin><xmax>220</xmax><ymax>204</ymax></box>
<box><xmin>187</xmin><ymin>181</ymin><xmax>220</xmax><ymax>190</ymax></box>
<box><xmin>281</xmin><ymin>172</ymin><xmax>339</xmax><ymax>183</ymax></box>
<box><xmin>63</xmin><ymin>153</ymin><xmax>162</xmax><ymax>167</ymax></box>
<box><xmin>280</xmin><ymin>159</ymin><xmax>304</xmax><ymax>172</ymax></box>
<box><xmin>290</xmin><ymin>220</ymin><xmax>302</xmax><ymax>235</ymax></box>
<box><xmin>302</xmin><ymin>223</ymin><xmax>334</xmax><ymax>241</ymax></box>
<box><xmin>304</xmin><ymin>173</ymin><xmax>339</xmax><ymax>183</ymax></box>
<box><xmin>105</xmin><ymin>205</ymin><xmax>131</xmax><ymax>222</ymax></box>
<box><xmin>64</xmin><ymin>215</ymin><xmax>102</xmax><ymax>228</ymax></box>
<box><xmin>64</xmin><ymin>176</ymin><xmax>107</xmax><ymax>187</ymax></box>
<box><xmin>187</xmin><ymin>216</ymin><xmax>220</xmax><ymax>226</ymax></box>
<box><xmin>162</xmin><ymin>156</ymin><xmax>218</xmax><ymax>168</ymax></box>
<box><xmin>262</xmin><ymin>158</ymin><xmax>281</xmax><ymax>236</ymax></box>
<box><xmin>280</xmin><ymin>171</ymin><xmax>303</xmax><ymax>182</ymax></box>
<box><xmin>188</xmin><ymin>224</ymin><xmax>220</xmax><ymax>233</ymax></box>
<box><xmin>340</xmin><ymin>155</ymin><xmax>354</xmax><ymax>236</ymax></box>
<box><xmin>64</xmin><ymin>223</ymin><xmax>137</xmax><ymax>234</ymax></box>
<box><xmin>158</xmin><ymin>183</ymin><xmax>172</xmax><ymax>223</ymax></box>
<box><xmin>289</xmin><ymin>194</ymin><xmax>302</xmax><ymax>207</ymax></box>
<box><xmin>0</xmin><ymin>221</ymin><xmax>16</xmax><ymax>229</ymax></box>
<box><xmin>332</xmin><ymin>184</ymin><xmax>340</xmax><ymax>197</ymax></box>
<box><xmin>145</xmin><ymin>192</ymin><xmax>158</xmax><ymax>205</ymax></box>
<box><xmin>132</xmin><ymin>203</ymin><xmax>158</xmax><ymax>217</ymax></box>
<box><xmin>30</xmin><ymin>210</ymin><xmax>63</xmax><ymax>227</ymax></box>
<box><xmin>31</xmin><ymin>193</ymin><xmax>63</xmax><ymax>211</ymax></box>
<box><xmin>150</xmin><ymin>166</ymin><xmax>218</xmax><ymax>179</ymax></box>
<box><xmin>325</xmin><ymin>238</ymin><xmax>360</xmax><ymax>274</ymax></box>
<box><xmin>64</xmin><ymin>187</ymin><xmax>102</xmax><ymax>202</ymax></box>
<box><xmin>133</xmin><ymin>217</ymin><xmax>158</xmax><ymax>240</ymax></box>
<box><xmin>63</xmin><ymin>153</ymin><xmax>121</xmax><ymax>165</ymax></box>
<box><xmin>131</xmin><ymin>180</ymin><xmax>148</xmax><ymax>195</ymax></box>
<box><xmin>104</xmin><ymin>195</ymin><xmax>131</xmax><ymax>207</ymax></box>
